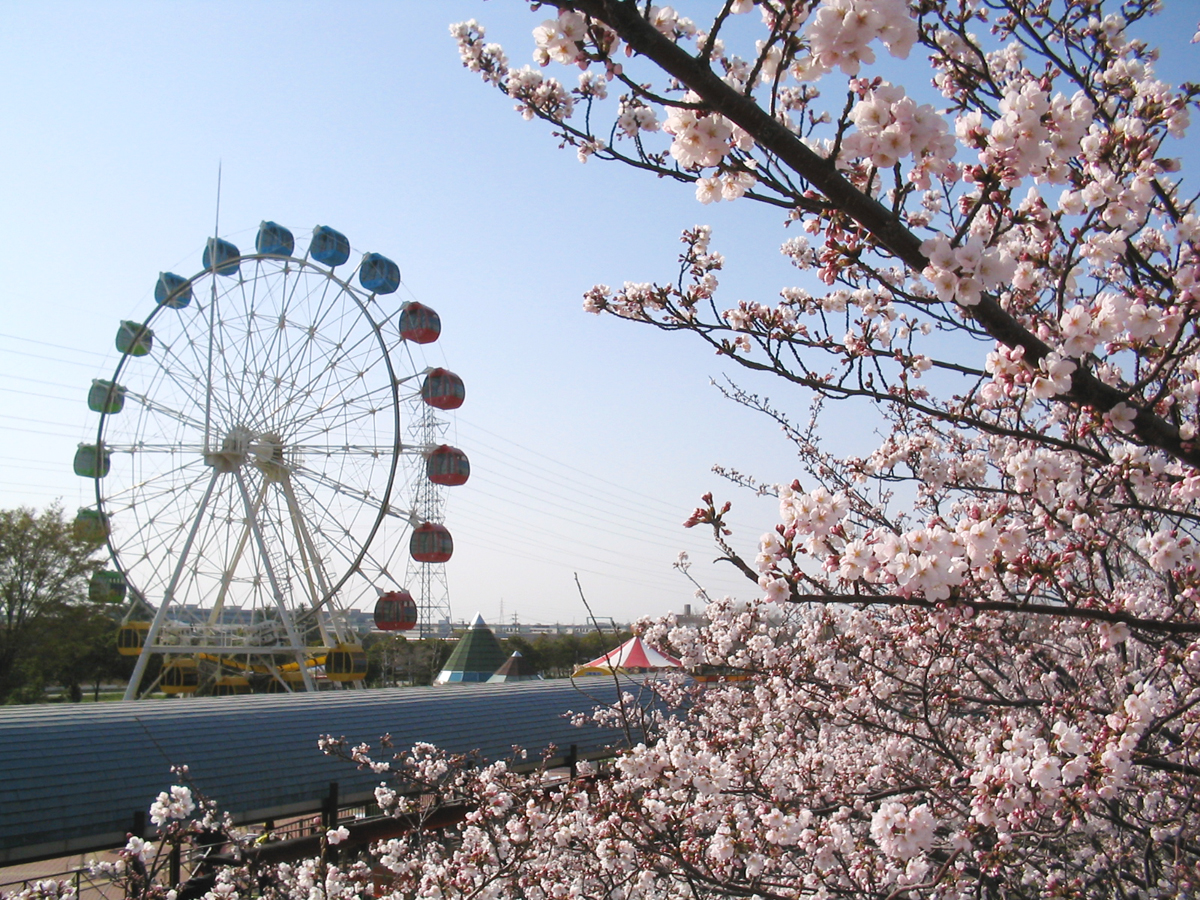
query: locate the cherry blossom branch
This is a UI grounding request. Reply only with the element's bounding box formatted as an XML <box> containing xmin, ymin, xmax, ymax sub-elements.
<box><xmin>554</xmin><ymin>0</ymin><xmax>1200</xmax><ymax>471</ymax></box>
<box><xmin>788</xmin><ymin>591</ymin><xmax>1200</xmax><ymax>636</ymax></box>
<box><xmin>883</xmin><ymin>849</ymin><xmax>962</xmax><ymax>900</ymax></box>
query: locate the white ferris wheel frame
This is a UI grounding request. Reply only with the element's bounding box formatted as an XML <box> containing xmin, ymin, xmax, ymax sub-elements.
<box><xmin>88</xmin><ymin>241</ymin><xmax>429</xmax><ymax>699</ymax></box>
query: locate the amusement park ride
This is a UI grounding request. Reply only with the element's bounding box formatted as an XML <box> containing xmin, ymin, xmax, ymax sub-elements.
<box><xmin>73</xmin><ymin>222</ymin><xmax>469</xmax><ymax>699</ymax></box>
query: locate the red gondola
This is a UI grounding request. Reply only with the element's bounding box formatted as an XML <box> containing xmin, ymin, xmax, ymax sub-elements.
<box><xmin>426</xmin><ymin>445</ymin><xmax>470</xmax><ymax>486</ymax></box>
<box><xmin>410</xmin><ymin>522</ymin><xmax>453</xmax><ymax>563</ymax></box>
<box><xmin>374</xmin><ymin>590</ymin><xmax>418</xmax><ymax>631</ymax></box>
<box><xmin>398</xmin><ymin>302</ymin><xmax>441</xmax><ymax>344</ymax></box>
<box><xmin>421</xmin><ymin>368</ymin><xmax>465</xmax><ymax>410</ymax></box>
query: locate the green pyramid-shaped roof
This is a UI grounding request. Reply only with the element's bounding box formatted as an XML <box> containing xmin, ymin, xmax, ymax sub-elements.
<box><xmin>435</xmin><ymin>614</ymin><xmax>508</xmax><ymax>684</ymax></box>
<box><xmin>487</xmin><ymin>651</ymin><xmax>542</xmax><ymax>683</ymax></box>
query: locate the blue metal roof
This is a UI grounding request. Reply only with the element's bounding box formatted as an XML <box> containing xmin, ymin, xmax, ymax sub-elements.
<box><xmin>0</xmin><ymin>679</ymin><xmax>630</xmax><ymax>864</ymax></box>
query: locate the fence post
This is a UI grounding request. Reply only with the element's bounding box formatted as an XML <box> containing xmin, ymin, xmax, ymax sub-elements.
<box><xmin>322</xmin><ymin>781</ymin><xmax>340</xmax><ymax>829</ymax></box>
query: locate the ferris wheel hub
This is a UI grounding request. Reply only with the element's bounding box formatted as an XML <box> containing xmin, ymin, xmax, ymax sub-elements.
<box><xmin>202</xmin><ymin>427</ymin><xmax>291</xmax><ymax>478</ymax></box>
<box><xmin>202</xmin><ymin>424</ymin><xmax>281</xmax><ymax>474</ymax></box>
<box><xmin>252</xmin><ymin>432</ymin><xmax>288</xmax><ymax>481</ymax></box>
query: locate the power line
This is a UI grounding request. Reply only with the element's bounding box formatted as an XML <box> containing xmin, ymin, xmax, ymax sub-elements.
<box><xmin>0</xmin><ymin>331</ymin><xmax>113</xmax><ymax>360</ymax></box>
<box><xmin>0</xmin><ymin>372</ymin><xmax>91</xmax><ymax>392</ymax></box>
<box><xmin>457</xmin><ymin>424</ymin><xmax>769</xmax><ymax>532</ymax></box>
<box><xmin>0</xmin><ymin>386</ymin><xmax>79</xmax><ymax>404</ymax></box>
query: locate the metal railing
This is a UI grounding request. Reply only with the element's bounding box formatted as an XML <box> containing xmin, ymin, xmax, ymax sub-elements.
<box><xmin>0</xmin><ymin>867</ymin><xmax>119</xmax><ymax>900</ymax></box>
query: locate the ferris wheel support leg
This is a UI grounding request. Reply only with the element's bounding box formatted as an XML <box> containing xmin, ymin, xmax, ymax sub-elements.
<box><xmin>122</xmin><ymin>470</ymin><xmax>222</xmax><ymax>701</ymax></box>
<box><xmin>279</xmin><ymin>473</ymin><xmax>340</xmax><ymax>647</ymax></box>
<box><xmin>208</xmin><ymin>479</ymin><xmax>269</xmax><ymax>627</ymax></box>
<box><xmin>234</xmin><ymin>470</ymin><xmax>317</xmax><ymax>692</ymax></box>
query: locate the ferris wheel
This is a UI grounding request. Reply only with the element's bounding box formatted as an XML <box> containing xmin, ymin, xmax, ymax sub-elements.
<box><xmin>75</xmin><ymin>222</ymin><xmax>467</xmax><ymax>699</ymax></box>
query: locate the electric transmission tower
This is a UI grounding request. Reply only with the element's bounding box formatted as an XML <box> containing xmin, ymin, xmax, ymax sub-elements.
<box><xmin>406</xmin><ymin>400</ymin><xmax>454</xmax><ymax>637</ymax></box>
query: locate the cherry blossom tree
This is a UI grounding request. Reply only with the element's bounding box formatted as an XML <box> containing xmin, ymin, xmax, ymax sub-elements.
<box><xmin>434</xmin><ymin>2</ymin><xmax>1200</xmax><ymax>896</ymax></box>
<box><xmin>16</xmin><ymin>3</ymin><xmax>1200</xmax><ymax>899</ymax></box>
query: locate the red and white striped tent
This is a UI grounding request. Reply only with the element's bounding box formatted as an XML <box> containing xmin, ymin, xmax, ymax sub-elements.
<box><xmin>572</xmin><ymin>636</ymin><xmax>683</xmax><ymax>676</ymax></box>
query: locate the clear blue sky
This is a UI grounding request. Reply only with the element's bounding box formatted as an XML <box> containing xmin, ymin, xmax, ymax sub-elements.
<box><xmin>0</xmin><ymin>2</ymin><xmax>797</xmax><ymax>627</ymax></box>
<box><xmin>1</xmin><ymin>3</ymin><xmax>1195</xmax><ymax>626</ymax></box>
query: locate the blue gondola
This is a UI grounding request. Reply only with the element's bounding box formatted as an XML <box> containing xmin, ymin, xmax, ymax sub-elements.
<box><xmin>311</xmin><ymin>225</ymin><xmax>350</xmax><ymax>267</ymax></box>
<box><xmin>154</xmin><ymin>272</ymin><xmax>192</xmax><ymax>309</ymax></box>
<box><xmin>203</xmin><ymin>237</ymin><xmax>240</xmax><ymax>277</ymax></box>
<box><xmin>256</xmin><ymin>221</ymin><xmax>295</xmax><ymax>257</ymax></box>
<box><xmin>359</xmin><ymin>253</ymin><xmax>400</xmax><ymax>294</ymax></box>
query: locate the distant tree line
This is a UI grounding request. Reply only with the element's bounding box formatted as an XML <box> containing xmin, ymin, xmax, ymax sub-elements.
<box><xmin>0</xmin><ymin>503</ymin><xmax>634</xmax><ymax>700</ymax></box>
<box><xmin>501</xmin><ymin>629</ymin><xmax>631</xmax><ymax>678</ymax></box>
<box><xmin>362</xmin><ymin>627</ymin><xmax>630</xmax><ymax>686</ymax></box>
<box><xmin>0</xmin><ymin>505</ymin><xmax>130</xmax><ymax>704</ymax></box>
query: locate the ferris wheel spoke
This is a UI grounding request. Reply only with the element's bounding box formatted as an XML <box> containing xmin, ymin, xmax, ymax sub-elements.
<box><xmin>152</xmin><ymin>308</ymin><xmax>244</xmax><ymax>437</ymax></box>
<box><xmin>104</xmin><ymin>443</ymin><xmax>207</xmax><ymax>453</ymax></box>
<box><xmin>109</xmin><ymin>477</ymin><xmax>242</xmax><ymax>639</ymax></box>
<box><xmin>241</xmin><ymin>261</ymin><xmax>297</xmax><ymax>424</ymax></box>
<box><xmin>102</xmin><ymin>455</ymin><xmax>212</xmax><ymax>519</ymax></box>
<box><xmin>270</xmin><ymin>269</ymin><xmax>349</xmax><ymax>424</ymax></box>
<box><xmin>117</xmin><ymin>389</ymin><xmax>207</xmax><ymax>432</ymax></box>
<box><xmin>255</xmin><ymin>272</ymin><xmax>340</xmax><ymax>419</ymax></box>
<box><xmin>269</xmin><ymin>332</ymin><xmax>382</xmax><ymax>437</ymax></box>
<box><xmin>289</xmin><ymin>462</ymin><xmax>389</xmax><ymax>511</ymax></box>
<box><xmin>284</xmin><ymin>378</ymin><xmax>400</xmax><ymax>445</ymax></box>
<box><xmin>291</xmin><ymin>466</ymin><xmax>403</xmax><ymax>580</ymax></box>
<box><xmin>221</xmin><ymin>270</ymin><xmax>262</xmax><ymax>428</ymax></box>
<box><xmin>232</xmin><ymin>262</ymin><xmax>301</xmax><ymax>426</ymax></box>
<box><xmin>287</xmin><ymin>401</ymin><xmax>390</xmax><ymax>452</ymax></box>
<box><xmin>144</xmin><ymin>339</ymin><xmax>227</xmax><ymax>433</ymax></box>
<box><xmin>106</xmin><ymin>464</ymin><xmax>224</xmax><ymax>574</ymax></box>
<box><xmin>209</xmin><ymin>290</ymin><xmax>257</xmax><ymax>429</ymax></box>
<box><xmin>274</xmin><ymin>309</ymin><xmax>391</xmax><ymax>416</ymax></box>
<box><xmin>197</xmin><ymin>272</ymin><xmax>267</xmax><ymax>433</ymax></box>
<box><xmin>286</xmin><ymin>472</ymin><xmax>382</xmax><ymax>584</ymax></box>
<box><xmin>306</xmin><ymin>266</ymin><xmax>349</xmax><ymax>341</ymax></box>
<box><xmin>225</xmin><ymin>273</ymin><xmax>379</xmax><ymax>441</ymax></box>
<box><xmin>277</xmin><ymin>254</ymin><xmax>310</xmax><ymax>318</ymax></box>
<box><xmin>290</xmin><ymin>444</ymin><xmax>401</xmax><ymax>456</ymax></box>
